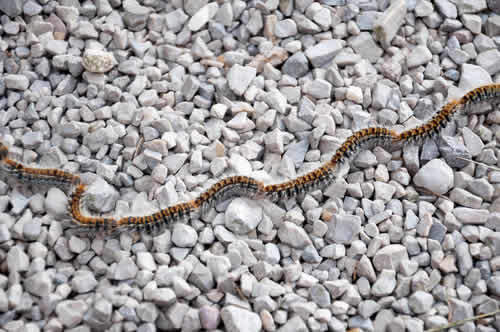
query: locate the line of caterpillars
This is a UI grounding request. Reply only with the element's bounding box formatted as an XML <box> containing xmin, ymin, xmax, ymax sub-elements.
<box><xmin>0</xmin><ymin>83</ymin><xmax>499</xmax><ymax>236</ymax></box>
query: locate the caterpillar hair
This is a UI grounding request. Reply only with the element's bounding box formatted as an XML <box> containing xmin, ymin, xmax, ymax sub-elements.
<box><xmin>459</xmin><ymin>83</ymin><xmax>500</xmax><ymax>111</ymax></box>
<box><xmin>397</xmin><ymin>99</ymin><xmax>461</xmax><ymax>145</ymax></box>
<box><xmin>264</xmin><ymin>128</ymin><xmax>398</xmax><ymax>202</ymax></box>
<box><xmin>1</xmin><ymin>159</ymin><xmax>80</xmax><ymax>191</ymax></box>
<box><xmin>0</xmin><ymin>143</ymin><xmax>8</xmax><ymax>161</ymax></box>
<box><xmin>68</xmin><ymin>184</ymin><xmax>119</xmax><ymax>236</ymax></box>
<box><xmin>192</xmin><ymin>176</ymin><xmax>265</xmax><ymax>216</ymax></box>
<box><xmin>116</xmin><ymin>201</ymin><xmax>197</xmax><ymax>235</ymax></box>
<box><xmin>0</xmin><ymin>83</ymin><xmax>496</xmax><ymax>238</ymax></box>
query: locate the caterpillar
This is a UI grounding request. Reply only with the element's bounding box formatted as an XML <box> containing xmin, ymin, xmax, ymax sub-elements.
<box><xmin>0</xmin><ymin>142</ymin><xmax>80</xmax><ymax>190</ymax></box>
<box><xmin>0</xmin><ymin>84</ymin><xmax>496</xmax><ymax>237</ymax></box>
<box><xmin>396</xmin><ymin>83</ymin><xmax>500</xmax><ymax>145</ymax></box>
<box><xmin>0</xmin><ymin>143</ymin><xmax>8</xmax><ymax>161</ymax></box>
<box><xmin>67</xmin><ymin>183</ymin><xmax>119</xmax><ymax>236</ymax></box>
<box><xmin>115</xmin><ymin>176</ymin><xmax>265</xmax><ymax>235</ymax></box>
<box><xmin>459</xmin><ymin>83</ymin><xmax>500</xmax><ymax>110</ymax></box>
<box><xmin>396</xmin><ymin>99</ymin><xmax>461</xmax><ymax>145</ymax></box>
<box><xmin>263</xmin><ymin>127</ymin><xmax>398</xmax><ymax>201</ymax></box>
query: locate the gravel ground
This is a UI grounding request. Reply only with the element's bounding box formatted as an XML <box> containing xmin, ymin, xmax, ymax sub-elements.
<box><xmin>0</xmin><ymin>0</ymin><xmax>500</xmax><ymax>331</ymax></box>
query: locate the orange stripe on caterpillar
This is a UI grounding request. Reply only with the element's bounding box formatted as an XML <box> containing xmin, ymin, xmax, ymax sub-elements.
<box><xmin>331</xmin><ymin>127</ymin><xmax>398</xmax><ymax>163</ymax></box>
<box><xmin>2</xmin><ymin>159</ymin><xmax>81</xmax><ymax>189</ymax></box>
<box><xmin>192</xmin><ymin>175</ymin><xmax>264</xmax><ymax>215</ymax></box>
<box><xmin>459</xmin><ymin>83</ymin><xmax>500</xmax><ymax>108</ymax></box>
<box><xmin>114</xmin><ymin>176</ymin><xmax>266</xmax><ymax>234</ymax></box>
<box><xmin>69</xmin><ymin>183</ymin><xmax>119</xmax><ymax>234</ymax></box>
<box><xmin>264</xmin><ymin>128</ymin><xmax>398</xmax><ymax>201</ymax></box>
<box><xmin>397</xmin><ymin>99</ymin><xmax>461</xmax><ymax>144</ymax></box>
<box><xmin>116</xmin><ymin>201</ymin><xmax>197</xmax><ymax>235</ymax></box>
<box><xmin>0</xmin><ymin>143</ymin><xmax>8</xmax><ymax>161</ymax></box>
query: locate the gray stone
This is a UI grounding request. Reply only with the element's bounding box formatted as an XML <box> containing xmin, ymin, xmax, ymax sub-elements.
<box><xmin>310</xmin><ymin>284</ymin><xmax>331</xmax><ymax>308</ymax></box>
<box><xmin>227</xmin><ymin>64</ymin><xmax>256</xmax><ymax>96</ymax></box>
<box><xmin>459</xmin><ymin>64</ymin><xmax>492</xmax><ymax>92</ymax></box>
<box><xmin>453</xmin><ymin>207</ymin><xmax>489</xmax><ymax>224</ymax></box>
<box><xmin>408</xmin><ymin>291</ymin><xmax>434</xmax><ymax>314</ymax></box>
<box><xmin>221</xmin><ymin>305</ymin><xmax>262</xmax><ymax>332</ymax></box>
<box><xmin>435</xmin><ymin>0</ymin><xmax>457</xmax><ymax>18</ymax></box>
<box><xmin>373</xmin><ymin>244</ymin><xmax>409</xmax><ymax>271</ymax></box>
<box><xmin>200</xmin><ymin>305</ymin><xmax>220</xmax><ymax>330</ymax></box>
<box><xmin>487</xmin><ymin>276</ymin><xmax>500</xmax><ymax>296</ymax></box>
<box><xmin>172</xmin><ymin>223</ymin><xmax>198</xmax><ymax>247</ymax></box>
<box><xmin>372</xmin><ymin>269</ymin><xmax>396</xmax><ymax>296</ymax></box>
<box><xmin>282</xmin><ymin>52</ymin><xmax>309</xmax><ymax>78</ymax></box>
<box><xmin>111</xmin><ymin>257</ymin><xmax>138</xmax><ymax>280</ymax></box>
<box><xmin>275</xmin><ymin>19</ymin><xmax>298</xmax><ymax>38</ymax></box>
<box><xmin>71</xmin><ymin>270</ymin><xmax>98</xmax><ymax>293</ymax></box>
<box><xmin>462</xmin><ymin>127</ymin><xmax>484</xmax><ymax>157</ymax></box>
<box><xmin>456</xmin><ymin>242</ymin><xmax>473</xmax><ymax>276</ymax></box>
<box><xmin>55</xmin><ymin>300</ymin><xmax>88</xmax><ymax>328</ymax></box>
<box><xmin>4</xmin><ymin>74</ymin><xmax>30</xmax><ymax>90</ymax></box>
<box><xmin>407</xmin><ymin>45</ymin><xmax>433</xmax><ymax>68</ymax></box>
<box><xmin>7</xmin><ymin>246</ymin><xmax>29</xmax><ymax>272</ymax></box>
<box><xmin>278</xmin><ymin>222</ymin><xmax>312</xmax><ymax>249</ymax></box>
<box><xmin>305</xmin><ymin>39</ymin><xmax>343</xmax><ymax>67</ymax></box>
<box><xmin>303</xmin><ymin>79</ymin><xmax>332</xmax><ymax>99</ymax></box>
<box><xmin>188</xmin><ymin>2</ymin><xmax>219</xmax><ymax>31</ymax></box>
<box><xmin>415</xmin><ymin>0</ymin><xmax>434</xmax><ymax>17</ymax></box>
<box><xmin>413</xmin><ymin>159</ymin><xmax>454</xmax><ymax>195</ymax></box>
<box><xmin>374</xmin><ymin>0</ymin><xmax>407</xmax><ymax>46</ymax></box>
<box><xmin>225</xmin><ymin>198</ymin><xmax>262</xmax><ymax>234</ymax></box>
<box><xmin>487</xmin><ymin>0</ymin><xmax>500</xmax><ymax>13</ymax></box>
<box><xmin>351</xmin><ymin>32</ymin><xmax>383</xmax><ymax>63</ymax></box>
<box><xmin>137</xmin><ymin>252</ymin><xmax>157</xmax><ymax>271</ymax></box>
<box><xmin>439</xmin><ymin>136</ymin><xmax>471</xmax><ymax>168</ymax></box>
<box><xmin>476</xmin><ymin>49</ymin><xmax>500</xmax><ymax>75</ymax></box>
<box><xmin>277</xmin><ymin>316</ymin><xmax>308</xmax><ymax>332</ymax></box>
<box><xmin>449</xmin><ymin>298</ymin><xmax>473</xmax><ymax>322</ymax></box>
<box><xmin>85</xmin><ymin>298</ymin><xmax>112</xmax><ymax>330</ymax></box>
<box><xmin>450</xmin><ymin>188</ymin><xmax>482</xmax><ymax>209</ymax></box>
<box><xmin>82</xmin><ymin>49</ymin><xmax>116</xmax><ymax>73</ymax></box>
<box><xmin>457</xmin><ymin>0</ymin><xmax>487</xmax><ymax>13</ymax></box>
<box><xmin>151</xmin><ymin>288</ymin><xmax>176</xmax><ymax>306</ymax></box>
<box><xmin>207</xmin><ymin>255</ymin><xmax>231</xmax><ymax>280</ymax></box>
<box><xmin>0</xmin><ymin>0</ymin><xmax>23</xmax><ymax>16</ymax></box>
<box><xmin>24</xmin><ymin>271</ymin><xmax>53</xmax><ymax>297</ymax></box>
<box><xmin>188</xmin><ymin>262</ymin><xmax>214</xmax><ymax>292</ymax></box>
<box><xmin>326</xmin><ymin>214</ymin><xmax>361</xmax><ymax>244</ymax></box>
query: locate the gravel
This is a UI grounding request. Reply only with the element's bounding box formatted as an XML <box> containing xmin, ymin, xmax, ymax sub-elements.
<box><xmin>0</xmin><ymin>1</ymin><xmax>499</xmax><ymax>331</ymax></box>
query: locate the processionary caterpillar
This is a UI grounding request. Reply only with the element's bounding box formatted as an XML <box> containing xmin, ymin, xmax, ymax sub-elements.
<box><xmin>0</xmin><ymin>142</ymin><xmax>80</xmax><ymax>190</ymax></box>
<box><xmin>459</xmin><ymin>83</ymin><xmax>500</xmax><ymax>110</ymax></box>
<box><xmin>68</xmin><ymin>183</ymin><xmax>119</xmax><ymax>236</ymax></box>
<box><xmin>263</xmin><ymin>127</ymin><xmax>398</xmax><ymax>202</ymax></box>
<box><xmin>396</xmin><ymin>83</ymin><xmax>500</xmax><ymax>145</ymax></box>
<box><xmin>0</xmin><ymin>84</ymin><xmax>497</xmax><ymax>236</ymax></box>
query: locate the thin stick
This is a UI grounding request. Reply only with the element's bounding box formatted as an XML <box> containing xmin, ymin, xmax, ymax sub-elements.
<box><xmin>456</xmin><ymin>156</ymin><xmax>500</xmax><ymax>171</ymax></box>
<box><xmin>425</xmin><ymin>309</ymin><xmax>500</xmax><ymax>332</ymax></box>
<box><xmin>133</xmin><ymin>136</ymin><xmax>144</xmax><ymax>160</ymax></box>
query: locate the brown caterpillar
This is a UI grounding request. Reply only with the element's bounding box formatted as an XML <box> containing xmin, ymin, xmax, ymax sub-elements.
<box><xmin>264</xmin><ymin>127</ymin><xmax>398</xmax><ymax>201</ymax></box>
<box><xmin>68</xmin><ymin>183</ymin><xmax>119</xmax><ymax>236</ymax></box>
<box><xmin>0</xmin><ymin>143</ymin><xmax>80</xmax><ymax>190</ymax></box>
<box><xmin>1</xmin><ymin>158</ymin><xmax>80</xmax><ymax>190</ymax></box>
<box><xmin>0</xmin><ymin>84</ymin><xmax>496</xmax><ymax>237</ymax></box>
<box><xmin>115</xmin><ymin>176</ymin><xmax>264</xmax><ymax>235</ymax></box>
<box><xmin>0</xmin><ymin>143</ymin><xmax>8</xmax><ymax>161</ymax></box>
<box><xmin>397</xmin><ymin>99</ymin><xmax>461</xmax><ymax>144</ymax></box>
<box><xmin>459</xmin><ymin>83</ymin><xmax>500</xmax><ymax>110</ymax></box>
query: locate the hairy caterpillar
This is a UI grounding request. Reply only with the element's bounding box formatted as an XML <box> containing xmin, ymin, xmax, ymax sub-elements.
<box><xmin>0</xmin><ymin>84</ymin><xmax>496</xmax><ymax>237</ymax></box>
<box><xmin>68</xmin><ymin>184</ymin><xmax>119</xmax><ymax>236</ymax></box>
<box><xmin>0</xmin><ymin>143</ymin><xmax>80</xmax><ymax>190</ymax></box>
<box><xmin>263</xmin><ymin>127</ymin><xmax>398</xmax><ymax>201</ymax></box>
